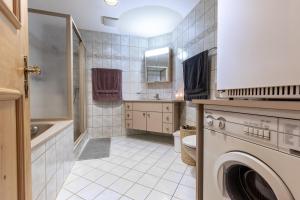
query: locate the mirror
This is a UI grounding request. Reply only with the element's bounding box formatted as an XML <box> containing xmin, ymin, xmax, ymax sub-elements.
<box><xmin>145</xmin><ymin>47</ymin><xmax>171</xmax><ymax>83</ymax></box>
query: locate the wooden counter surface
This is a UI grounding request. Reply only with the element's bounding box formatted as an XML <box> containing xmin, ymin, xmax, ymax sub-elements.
<box><xmin>192</xmin><ymin>99</ymin><xmax>300</xmax><ymax>111</ymax></box>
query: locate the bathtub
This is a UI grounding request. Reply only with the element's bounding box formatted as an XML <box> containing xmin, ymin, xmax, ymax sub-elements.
<box><xmin>31</xmin><ymin>120</ymin><xmax>74</xmax><ymax>200</ymax></box>
<box><xmin>31</xmin><ymin>123</ymin><xmax>54</xmax><ymax>140</ymax></box>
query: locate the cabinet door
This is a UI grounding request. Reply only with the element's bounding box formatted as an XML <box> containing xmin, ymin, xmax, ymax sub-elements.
<box><xmin>132</xmin><ymin>111</ymin><xmax>147</xmax><ymax>131</ymax></box>
<box><xmin>146</xmin><ymin>112</ymin><xmax>163</xmax><ymax>133</ymax></box>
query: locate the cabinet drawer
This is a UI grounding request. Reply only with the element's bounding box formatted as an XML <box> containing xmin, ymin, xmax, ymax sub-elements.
<box><xmin>125</xmin><ymin>103</ymin><xmax>133</xmax><ymax>110</ymax></box>
<box><xmin>163</xmin><ymin>103</ymin><xmax>173</xmax><ymax>113</ymax></box>
<box><xmin>163</xmin><ymin>113</ymin><xmax>173</xmax><ymax>123</ymax></box>
<box><xmin>163</xmin><ymin>123</ymin><xmax>173</xmax><ymax>134</ymax></box>
<box><xmin>133</xmin><ymin>103</ymin><xmax>162</xmax><ymax>112</ymax></box>
<box><xmin>125</xmin><ymin>120</ymin><xmax>133</xmax><ymax>129</ymax></box>
<box><xmin>125</xmin><ymin>111</ymin><xmax>132</xmax><ymax>119</ymax></box>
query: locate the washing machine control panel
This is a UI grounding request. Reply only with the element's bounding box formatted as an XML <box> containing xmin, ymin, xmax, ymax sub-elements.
<box><xmin>204</xmin><ymin>110</ymin><xmax>278</xmax><ymax>149</ymax></box>
<box><xmin>204</xmin><ymin>109</ymin><xmax>300</xmax><ymax>156</ymax></box>
<box><xmin>243</xmin><ymin>126</ymin><xmax>271</xmax><ymax>140</ymax></box>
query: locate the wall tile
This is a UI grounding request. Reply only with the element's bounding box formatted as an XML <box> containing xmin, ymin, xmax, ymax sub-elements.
<box><xmin>32</xmin><ymin>154</ymin><xmax>46</xmax><ymax>200</ymax></box>
<box><xmin>45</xmin><ymin>145</ymin><xmax>56</xmax><ymax>182</ymax></box>
<box><xmin>81</xmin><ymin>0</ymin><xmax>218</xmax><ymax>136</ymax></box>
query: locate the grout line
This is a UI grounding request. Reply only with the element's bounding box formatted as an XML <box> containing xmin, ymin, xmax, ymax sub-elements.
<box><xmin>60</xmin><ymin>137</ymin><xmax>194</xmax><ymax>200</ymax></box>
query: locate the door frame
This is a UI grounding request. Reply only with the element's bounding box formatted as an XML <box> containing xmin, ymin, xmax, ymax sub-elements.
<box><xmin>0</xmin><ymin>89</ymin><xmax>29</xmax><ymax>200</ymax></box>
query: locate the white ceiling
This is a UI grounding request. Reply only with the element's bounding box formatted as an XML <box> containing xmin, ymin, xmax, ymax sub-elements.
<box><xmin>29</xmin><ymin>0</ymin><xmax>200</xmax><ymax>37</ymax></box>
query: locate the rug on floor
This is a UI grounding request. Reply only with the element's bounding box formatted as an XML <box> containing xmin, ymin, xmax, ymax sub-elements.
<box><xmin>78</xmin><ymin>138</ymin><xmax>111</xmax><ymax>160</ymax></box>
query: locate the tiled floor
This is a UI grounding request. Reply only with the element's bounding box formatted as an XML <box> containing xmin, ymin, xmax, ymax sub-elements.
<box><xmin>57</xmin><ymin>135</ymin><xmax>196</xmax><ymax>200</ymax></box>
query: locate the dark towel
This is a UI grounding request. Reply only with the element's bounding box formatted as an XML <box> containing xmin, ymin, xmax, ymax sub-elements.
<box><xmin>92</xmin><ymin>68</ymin><xmax>122</xmax><ymax>101</ymax></box>
<box><xmin>183</xmin><ymin>50</ymin><xmax>210</xmax><ymax>101</ymax></box>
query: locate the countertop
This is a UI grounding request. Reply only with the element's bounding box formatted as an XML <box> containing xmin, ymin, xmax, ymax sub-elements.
<box><xmin>124</xmin><ymin>99</ymin><xmax>185</xmax><ymax>103</ymax></box>
<box><xmin>31</xmin><ymin>120</ymin><xmax>73</xmax><ymax>149</ymax></box>
<box><xmin>192</xmin><ymin>99</ymin><xmax>300</xmax><ymax>111</ymax></box>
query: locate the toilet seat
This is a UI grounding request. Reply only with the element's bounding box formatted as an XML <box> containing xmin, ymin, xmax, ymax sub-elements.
<box><xmin>182</xmin><ymin>135</ymin><xmax>196</xmax><ymax>148</ymax></box>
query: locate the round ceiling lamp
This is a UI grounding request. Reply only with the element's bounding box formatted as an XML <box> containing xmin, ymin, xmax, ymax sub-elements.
<box><xmin>104</xmin><ymin>0</ymin><xmax>119</xmax><ymax>6</ymax></box>
<box><xmin>118</xmin><ymin>6</ymin><xmax>182</xmax><ymax>37</ymax></box>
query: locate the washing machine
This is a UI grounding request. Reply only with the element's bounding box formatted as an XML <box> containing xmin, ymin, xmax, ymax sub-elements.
<box><xmin>203</xmin><ymin>106</ymin><xmax>300</xmax><ymax>200</ymax></box>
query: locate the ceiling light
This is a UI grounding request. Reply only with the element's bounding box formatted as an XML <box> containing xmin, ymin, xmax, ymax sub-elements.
<box><xmin>104</xmin><ymin>0</ymin><xmax>119</xmax><ymax>6</ymax></box>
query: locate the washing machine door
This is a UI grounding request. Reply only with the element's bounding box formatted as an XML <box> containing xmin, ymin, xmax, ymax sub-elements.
<box><xmin>214</xmin><ymin>152</ymin><xmax>294</xmax><ymax>200</ymax></box>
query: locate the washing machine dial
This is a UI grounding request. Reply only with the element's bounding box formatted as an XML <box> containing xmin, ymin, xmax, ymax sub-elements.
<box><xmin>206</xmin><ymin>118</ymin><xmax>214</xmax><ymax>126</ymax></box>
<box><xmin>219</xmin><ymin>121</ymin><xmax>226</xmax><ymax>129</ymax></box>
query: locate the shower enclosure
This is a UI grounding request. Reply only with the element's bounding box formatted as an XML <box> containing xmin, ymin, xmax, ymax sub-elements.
<box><xmin>28</xmin><ymin>9</ymin><xmax>87</xmax><ymax>142</ymax></box>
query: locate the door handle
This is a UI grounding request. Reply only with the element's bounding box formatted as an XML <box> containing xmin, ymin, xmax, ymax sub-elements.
<box><xmin>25</xmin><ymin>65</ymin><xmax>41</xmax><ymax>75</ymax></box>
<box><xmin>24</xmin><ymin>56</ymin><xmax>42</xmax><ymax>98</ymax></box>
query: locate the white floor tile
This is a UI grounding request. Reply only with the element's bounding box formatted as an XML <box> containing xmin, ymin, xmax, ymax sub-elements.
<box><xmin>95</xmin><ymin>173</ymin><xmax>119</xmax><ymax>187</ymax></box>
<box><xmin>174</xmin><ymin>185</ymin><xmax>196</xmax><ymax>200</ymax></box>
<box><xmin>81</xmin><ymin>168</ymin><xmax>106</xmax><ymax>181</ymax></box>
<box><xmin>122</xmin><ymin>169</ymin><xmax>144</xmax><ymax>182</ymax></box>
<box><xmin>147</xmin><ymin>166</ymin><xmax>166</xmax><ymax>178</ymax></box>
<box><xmin>97</xmin><ymin>161</ymin><xmax>118</xmax><ymax>172</ymax></box>
<box><xmin>119</xmin><ymin>196</ymin><xmax>133</xmax><ymax>200</ymax></box>
<box><xmin>110</xmin><ymin>165</ymin><xmax>130</xmax><ymax>177</ymax></box>
<box><xmin>72</xmin><ymin>165</ymin><xmax>94</xmax><ymax>176</ymax></box>
<box><xmin>109</xmin><ymin>156</ymin><xmax>127</xmax><ymax>164</ymax></box>
<box><xmin>146</xmin><ymin>190</ymin><xmax>172</xmax><ymax>200</ymax></box>
<box><xmin>133</xmin><ymin>163</ymin><xmax>152</xmax><ymax>173</ymax></box>
<box><xmin>109</xmin><ymin>178</ymin><xmax>134</xmax><ymax>194</ymax></box>
<box><xmin>64</xmin><ymin>177</ymin><xmax>92</xmax><ymax>193</ymax></box>
<box><xmin>168</xmin><ymin>163</ymin><xmax>187</xmax><ymax>174</ymax></box>
<box><xmin>163</xmin><ymin>170</ymin><xmax>183</xmax><ymax>183</ymax></box>
<box><xmin>121</xmin><ymin>160</ymin><xmax>139</xmax><ymax>168</ymax></box>
<box><xmin>137</xmin><ymin>174</ymin><xmax>160</xmax><ymax>188</ymax></box>
<box><xmin>68</xmin><ymin>195</ymin><xmax>84</xmax><ymax>200</ymax></box>
<box><xmin>80</xmin><ymin>159</ymin><xmax>105</xmax><ymax>168</ymax></box>
<box><xmin>125</xmin><ymin>184</ymin><xmax>151</xmax><ymax>200</ymax></box>
<box><xmin>154</xmin><ymin>179</ymin><xmax>178</xmax><ymax>196</ymax></box>
<box><xmin>62</xmin><ymin>136</ymin><xmax>195</xmax><ymax>200</ymax></box>
<box><xmin>76</xmin><ymin>183</ymin><xmax>105</xmax><ymax>200</ymax></box>
<box><xmin>56</xmin><ymin>188</ymin><xmax>73</xmax><ymax>200</ymax></box>
<box><xmin>94</xmin><ymin>189</ymin><xmax>121</xmax><ymax>200</ymax></box>
<box><xmin>180</xmin><ymin>175</ymin><xmax>196</xmax><ymax>188</ymax></box>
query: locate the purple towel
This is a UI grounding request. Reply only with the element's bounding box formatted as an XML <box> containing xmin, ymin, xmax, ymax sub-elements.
<box><xmin>92</xmin><ymin>68</ymin><xmax>122</xmax><ymax>101</ymax></box>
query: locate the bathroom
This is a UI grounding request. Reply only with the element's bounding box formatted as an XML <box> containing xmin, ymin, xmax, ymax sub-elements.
<box><xmin>26</xmin><ymin>0</ymin><xmax>213</xmax><ymax>199</ymax></box>
<box><xmin>0</xmin><ymin>0</ymin><xmax>300</xmax><ymax>200</ymax></box>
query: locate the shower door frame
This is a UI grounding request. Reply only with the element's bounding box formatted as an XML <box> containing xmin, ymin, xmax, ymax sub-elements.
<box><xmin>28</xmin><ymin>8</ymin><xmax>87</xmax><ymax>142</ymax></box>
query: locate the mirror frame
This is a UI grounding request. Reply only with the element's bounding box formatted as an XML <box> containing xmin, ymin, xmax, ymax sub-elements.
<box><xmin>145</xmin><ymin>47</ymin><xmax>172</xmax><ymax>84</ymax></box>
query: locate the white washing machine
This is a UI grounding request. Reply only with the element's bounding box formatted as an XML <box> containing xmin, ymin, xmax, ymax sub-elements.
<box><xmin>203</xmin><ymin>106</ymin><xmax>300</xmax><ymax>200</ymax></box>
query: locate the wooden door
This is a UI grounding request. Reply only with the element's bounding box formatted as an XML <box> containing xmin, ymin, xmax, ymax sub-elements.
<box><xmin>0</xmin><ymin>0</ymin><xmax>31</xmax><ymax>200</ymax></box>
<box><xmin>146</xmin><ymin>112</ymin><xmax>163</xmax><ymax>133</ymax></box>
<box><xmin>132</xmin><ymin>111</ymin><xmax>147</xmax><ymax>131</ymax></box>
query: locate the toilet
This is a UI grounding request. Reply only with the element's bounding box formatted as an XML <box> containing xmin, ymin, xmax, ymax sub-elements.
<box><xmin>182</xmin><ymin>135</ymin><xmax>196</xmax><ymax>161</ymax></box>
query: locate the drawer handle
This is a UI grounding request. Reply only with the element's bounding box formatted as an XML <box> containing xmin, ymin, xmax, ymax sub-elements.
<box><xmin>127</xmin><ymin>114</ymin><xmax>130</xmax><ymax>117</ymax></box>
<box><xmin>147</xmin><ymin>113</ymin><xmax>150</xmax><ymax>117</ymax></box>
<box><xmin>166</xmin><ymin>117</ymin><xmax>169</xmax><ymax>121</ymax></box>
<box><xmin>143</xmin><ymin>113</ymin><xmax>146</xmax><ymax>117</ymax></box>
<box><xmin>166</xmin><ymin>127</ymin><xmax>169</xmax><ymax>131</ymax></box>
<box><xmin>127</xmin><ymin>123</ymin><xmax>130</xmax><ymax>127</ymax></box>
<box><xmin>127</xmin><ymin>105</ymin><xmax>130</xmax><ymax>109</ymax></box>
<box><xmin>166</xmin><ymin>106</ymin><xmax>169</xmax><ymax>110</ymax></box>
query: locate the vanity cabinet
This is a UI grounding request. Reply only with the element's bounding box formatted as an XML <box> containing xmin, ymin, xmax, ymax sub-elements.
<box><xmin>125</xmin><ymin>101</ymin><xmax>180</xmax><ymax>134</ymax></box>
<box><xmin>132</xmin><ymin>111</ymin><xmax>147</xmax><ymax>130</ymax></box>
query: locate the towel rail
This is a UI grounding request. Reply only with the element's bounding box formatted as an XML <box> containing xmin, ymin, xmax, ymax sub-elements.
<box><xmin>182</xmin><ymin>47</ymin><xmax>217</xmax><ymax>64</ymax></box>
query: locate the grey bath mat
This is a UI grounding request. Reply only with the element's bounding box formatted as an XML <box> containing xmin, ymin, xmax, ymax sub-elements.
<box><xmin>78</xmin><ymin>138</ymin><xmax>111</xmax><ymax>160</ymax></box>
